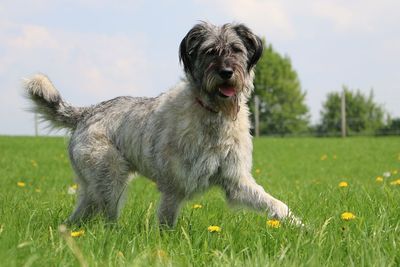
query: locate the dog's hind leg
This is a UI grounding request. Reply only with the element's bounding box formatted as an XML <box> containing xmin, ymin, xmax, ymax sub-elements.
<box><xmin>90</xmin><ymin>149</ymin><xmax>131</xmax><ymax>222</ymax></box>
<box><xmin>100</xmin><ymin>175</ymin><xmax>130</xmax><ymax>222</ymax></box>
<box><xmin>157</xmin><ymin>192</ymin><xmax>184</xmax><ymax>227</ymax></box>
<box><xmin>66</xmin><ymin>183</ymin><xmax>99</xmax><ymax>224</ymax></box>
<box><xmin>69</xmin><ymin>137</ymin><xmax>131</xmax><ymax>223</ymax></box>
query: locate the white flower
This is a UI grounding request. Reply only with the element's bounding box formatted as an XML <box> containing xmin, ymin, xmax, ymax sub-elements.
<box><xmin>383</xmin><ymin>172</ymin><xmax>391</xmax><ymax>178</ymax></box>
<box><xmin>67</xmin><ymin>186</ymin><xmax>77</xmax><ymax>195</ymax></box>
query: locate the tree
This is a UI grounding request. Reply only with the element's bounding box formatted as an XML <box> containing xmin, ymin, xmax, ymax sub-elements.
<box><xmin>378</xmin><ymin>117</ymin><xmax>400</xmax><ymax>135</ymax></box>
<box><xmin>251</xmin><ymin>41</ymin><xmax>309</xmax><ymax>136</ymax></box>
<box><xmin>317</xmin><ymin>86</ymin><xmax>385</xmax><ymax>135</ymax></box>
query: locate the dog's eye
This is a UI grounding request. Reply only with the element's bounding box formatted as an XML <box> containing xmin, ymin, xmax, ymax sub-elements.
<box><xmin>231</xmin><ymin>46</ymin><xmax>243</xmax><ymax>53</ymax></box>
<box><xmin>205</xmin><ymin>49</ymin><xmax>217</xmax><ymax>56</ymax></box>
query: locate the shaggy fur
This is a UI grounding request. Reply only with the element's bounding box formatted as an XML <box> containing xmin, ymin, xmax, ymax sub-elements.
<box><xmin>24</xmin><ymin>22</ymin><xmax>301</xmax><ymax>227</ymax></box>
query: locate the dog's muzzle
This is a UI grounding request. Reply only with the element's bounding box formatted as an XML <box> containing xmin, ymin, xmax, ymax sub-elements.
<box><xmin>217</xmin><ymin>67</ymin><xmax>237</xmax><ymax>98</ymax></box>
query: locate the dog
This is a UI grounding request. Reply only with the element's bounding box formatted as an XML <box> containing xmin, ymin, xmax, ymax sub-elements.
<box><xmin>25</xmin><ymin>22</ymin><xmax>301</xmax><ymax>227</ymax></box>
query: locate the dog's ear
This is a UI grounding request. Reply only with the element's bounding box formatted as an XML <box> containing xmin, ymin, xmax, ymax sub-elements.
<box><xmin>179</xmin><ymin>23</ymin><xmax>207</xmax><ymax>77</ymax></box>
<box><xmin>233</xmin><ymin>24</ymin><xmax>263</xmax><ymax>71</ymax></box>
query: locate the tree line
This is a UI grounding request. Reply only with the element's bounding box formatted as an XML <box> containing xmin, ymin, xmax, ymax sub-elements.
<box><xmin>251</xmin><ymin>40</ymin><xmax>400</xmax><ymax>136</ymax></box>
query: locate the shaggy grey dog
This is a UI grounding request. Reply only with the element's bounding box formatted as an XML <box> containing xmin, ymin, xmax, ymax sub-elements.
<box><xmin>25</xmin><ymin>22</ymin><xmax>301</xmax><ymax>227</ymax></box>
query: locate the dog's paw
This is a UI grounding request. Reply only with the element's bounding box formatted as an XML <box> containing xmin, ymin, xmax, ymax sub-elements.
<box><xmin>269</xmin><ymin>200</ymin><xmax>304</xmax><ymax>227</ymax></box>
<box><xmin>269</xmin><ymin>199</ymin><xmax>289</xmax><ymax>219</ymax></box>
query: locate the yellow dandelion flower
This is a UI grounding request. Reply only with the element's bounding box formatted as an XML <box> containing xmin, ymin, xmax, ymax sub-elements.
<box><xmin>192</xmin><ymin>204</ymin><xmax>203</xmax><ymax>209</ymax></box>
<box><xmin>17</xmin><ymin>181</ymin><xmax>26</xmax><ymax>187</ymax></box>
<box><xmin>320</xmin><ymin>154</ymin><xmax>328</xmax><ymax>161</ymax></box>
<box><xmin>70</xmin><ymin>230</ymin><xmax>85</xmax><ymax>237</ymax></box>
<box><xmin>207</xmin><ymin>225</ymin><xmax>221</xmax><ymax>233</ymax></box>
<box><xmin>155</xmin><ymin>249</ymin><xmax>168</xmax><ymax>259</ymax></box>
<box><xmin>255</xmin><ymin>169</ymin><xmax>261</xmax><ymax>174</ymax></box>
<box><xmin>376</xmin><ymin>176</ymin><xmax>384</xmax><ymax>182</ymax></box>
<box><xmin>71</xmin><ymin>184</ymin><xmax>78</xmax><ymax>190</ymax></box>
<box><xmin>338</xmin><ymin>181</ymin><xmax>348</xmax><ymax>187</ymax></box>
<box><xmin>266</xmin><ymin>219</ymin><xmax>281</xmax><ymax>228</ymax></box>
<box><xmin>341</xmin><ymin>212</ymin><xmax>356</xmax><ymax>221</ymax></box>
<box><xmin>392</xmin><ymin>170</ymin><xmax>398</xmax><ymax>175</ymax></box>
<box><xmin>31</xmin><ymin>160</ymin><xmax>38</xmax><ymax>168</ymax></box>
<box><xmin>390</xmin><ymin>179</ymin><xmax>400</xmax><ymax>186</ymax></box>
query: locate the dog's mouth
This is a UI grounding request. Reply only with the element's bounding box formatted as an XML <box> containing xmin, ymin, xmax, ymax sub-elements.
<box><xmin>218</xmin><ymin>86</ymin><xmax>237</xmax><ymax>98</ymax></box>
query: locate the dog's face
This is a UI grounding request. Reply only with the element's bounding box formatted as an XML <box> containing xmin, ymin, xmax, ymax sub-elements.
<box><xmin>179</xmin><ymin>22</ymin><xmax>263</xmax><ymax>115</ymax></box>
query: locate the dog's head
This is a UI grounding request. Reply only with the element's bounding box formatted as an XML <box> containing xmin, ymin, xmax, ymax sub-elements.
<box><xmin>179</xmin><ymin>22</ymin><xmax>263</xmax><ymax>116</ymax></box>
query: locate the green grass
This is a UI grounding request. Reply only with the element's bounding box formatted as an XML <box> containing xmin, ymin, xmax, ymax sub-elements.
<box><xmin>1</xmin><ymin>136</ymin><xmax>400</xmax><ymax>266</ymax></box>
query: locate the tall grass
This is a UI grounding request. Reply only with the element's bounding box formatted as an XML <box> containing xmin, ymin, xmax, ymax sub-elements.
<box><xmin>0</xmin><ymin>136</ymin><xmax>399</xmax><ymax>266</ymax></box>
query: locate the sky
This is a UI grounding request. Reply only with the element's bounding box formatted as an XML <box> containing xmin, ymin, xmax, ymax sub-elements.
<box><xmin>1</xmin><ymin>0</ymin><xmax>399</xmax><ymax>135</ymax></box>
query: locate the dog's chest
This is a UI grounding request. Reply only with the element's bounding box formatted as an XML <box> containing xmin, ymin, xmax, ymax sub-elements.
<box><xmin>167</xmin><ymin>122</ymin><xmax>249</xmax><ymax>195</ymax></box>
<box><xmin>170</xmin><ymin>141</ymin><xmax>231</xmax><ymax>195</ymax></box>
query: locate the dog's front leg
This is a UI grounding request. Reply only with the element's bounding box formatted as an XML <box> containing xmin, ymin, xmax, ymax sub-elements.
<box><xmin>157</xmin><ymin>192</ymin><xmax>184</xmax><ymax>228</ymax></box>
<box><xmin>224</xmin><ymin>177</ymin><xmax>302</xmax><ymax>225</ymax></box>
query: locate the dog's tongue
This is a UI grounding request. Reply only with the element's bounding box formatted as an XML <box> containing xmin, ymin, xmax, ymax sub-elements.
<box><xmin>219</xmin><ymin>87</ymin><xmax>236</xmax><ymax>97</ymax></box>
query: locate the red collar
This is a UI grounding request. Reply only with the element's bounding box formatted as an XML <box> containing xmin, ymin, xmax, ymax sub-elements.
<box><xmin>195</xmin><ymin>97</ymin><xmax>218</xmax><ymax>113</ymax></box>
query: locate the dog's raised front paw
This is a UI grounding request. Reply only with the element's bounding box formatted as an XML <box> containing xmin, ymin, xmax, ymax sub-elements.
<box><xmin>269</xmin><ymin>200</ymin><xmax>304</xmax><ymax>227</ymax></box>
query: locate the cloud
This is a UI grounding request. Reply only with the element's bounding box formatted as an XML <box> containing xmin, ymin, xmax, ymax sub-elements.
<box><xmin>5</xmin><ymin>24</ymin><xmax>59</xmax><ymax>49</ymax></box>
<box><xmin>310</xmin><ymin>1</ymin><xmax>400</xmax><ymax>33</ymax></box>
<box><xmin>197</xmin><ymin>0</ymin><xmax>400</xmax><ymax>39</ymax></box>
<box><xmin>197</xmin><ymin>0</ymin><xmax>296</xmax><ymax>40</ymax></box>
<box><xmin>0</xmin><ymin>0</ymin><xmax>144</xmax><ymax>15</ymax></box>
<box><xmin>0</xmin><ymin>20</ymin><xmax>153</xmax><ymax>103</ymax></box>
<box><xmin>0</xmin><ymin>19</ymin><xmax>155</xmax><ymax>134</ymax></box>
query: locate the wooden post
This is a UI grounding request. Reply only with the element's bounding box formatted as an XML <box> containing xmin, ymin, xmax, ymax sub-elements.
<box><xmin>34</xmin><ymin>113</ymin><xmax>39</xmax><ymax>136</ymax></box>
<box><xmin>254</xmin><ymin>95</ymin><xmax>260</xmax><ymax>137</ymax></box>
<box><xmin>341</xmin><ymin>89</ymin><xmax>346</xmax><ymax>138</ymax></box>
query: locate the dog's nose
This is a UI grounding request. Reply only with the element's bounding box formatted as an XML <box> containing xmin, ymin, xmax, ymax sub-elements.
<box><xmin>219</xmin><ymin>68</ymin><xmax>233</xmax><ymax>80</ymax></box>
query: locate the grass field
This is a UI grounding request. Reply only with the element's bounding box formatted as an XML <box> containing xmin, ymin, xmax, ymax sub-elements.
<box><xmin>0</xmin><ymin>136</ymin><xmax>399</xmax><ymax>266</ymax></box>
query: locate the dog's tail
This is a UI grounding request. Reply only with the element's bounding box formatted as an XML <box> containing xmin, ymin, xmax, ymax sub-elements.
<box><xmin>24</xmin><ymin>74</ymin><xmax>86</xmax><ymax>130</ymax></box>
